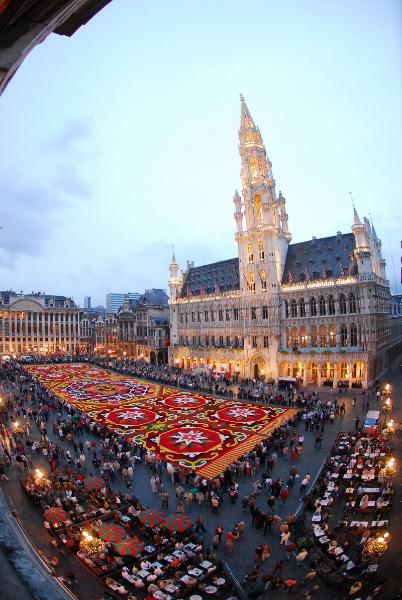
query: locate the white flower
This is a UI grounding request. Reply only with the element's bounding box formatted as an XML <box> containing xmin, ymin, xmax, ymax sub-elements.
<box><xmin>171</xmin><ymin>429</ymin><xmax>208</xmax><ymax>447</ymax></box>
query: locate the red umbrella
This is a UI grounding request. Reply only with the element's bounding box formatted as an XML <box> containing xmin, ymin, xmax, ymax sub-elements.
<box><xmin>84</xmin><ymin>476</ymin><xmax>105</xmax><ymax>491</ymax></box>
<box><xmin>44</xmin><ymin>507</ymin><xmax>68</xmax><ymax>525</ymax></box>
<box><xmin>97</xmin><ymin>523</ymin><xmax>127</xmax><ymax>543</ymax></box>
<box><xmin>114</xmin><ymin>536</ymin><xmax>144</xmax><ymax>556</ymax></box>
<box><xmin>163</xmin><ymin>513</ymin><xmax>192</xmax><ymax>533</ymax></box>
<box><xmin>138</xmin><ymin>509</ymin><xmax>167</xmax><ymax>528</ymax></box>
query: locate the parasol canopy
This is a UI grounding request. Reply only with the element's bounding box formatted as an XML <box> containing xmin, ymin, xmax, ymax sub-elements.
<box><xmin>44</xmin><ymin>507</ymin><xmax>68</xmax><ymax>525</ymax></box>
<box><xmin>97</xmin><ymin>522</ymin><xmax>127</xmax><ymax>543</ymax></box>
<box><xmin>114</xmin><ymin>536</ymin><xmax>144</xmax><ymax>556</ymax></box>
<box><xmin>84</xmin><ymin>476</ymin><xmax>105</xmax><ymax>491</ymax></box>
<box><xmin>138</xmin><ymin>508</ymin><xmax>167</xmax><ymax>528</ymax></box>
<box><xmin>163</xmin><ymin>513</ymin><xmax>192</xmax><ymax>533</ymax></box>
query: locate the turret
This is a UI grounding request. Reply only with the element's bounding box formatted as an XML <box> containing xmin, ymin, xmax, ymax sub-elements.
<box><xmin>168</xmin><ymin>252</ymin><xmax>181</xmax><ymax>300</ymax></box>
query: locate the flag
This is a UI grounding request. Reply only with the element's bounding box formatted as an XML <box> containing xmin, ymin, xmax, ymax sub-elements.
<box><xmin>214</xmin><ymin>282</ymin><xmax>220</xmax><ymax>294</ymax></box>
<box><xmin>187</xmin><ymin>288</ymin><xmax>192</xmax><ymax>298</ymax></box>
<box><xmin>304</xmin><ymin>267</ymin><xmax>310</xmax><ymax>283</ymax></box>
<box><xmin>175</xmin><ymin>290</ymin><xmax>181</xmax><ymax>300</ymax></box>
<box><xmin>199</xmin><ymin>286</ymin><xmax>206</xmax><ymax>296</ymax></box>
<box><xmin>287</xmin><ymin>270</ymin><xmax>293</xmax><ymax>283</ymax></box>
<box><xmin>321</xmin><ymin>268</ymin><xmax>326</xmax><ymax>279</ymax></box>
<box><xmin>339</xmin><ymin>262</ymin><xmax>344</xmax><ymax>277</ymax></box>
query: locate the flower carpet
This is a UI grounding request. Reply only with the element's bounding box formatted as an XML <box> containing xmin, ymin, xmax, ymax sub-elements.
<box><xmin>26</xmin><ymin>364</ymin><xmax>296</xmax><ymax>478</ymax></box>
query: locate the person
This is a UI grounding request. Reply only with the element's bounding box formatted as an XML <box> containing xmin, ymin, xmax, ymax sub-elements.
<box><xmin>348</xmin><ymin>581</ymin><xmax>363</xmax><ymax>597</ymax></box>
<box><xmin>296</xmin><ymin>549</ymin><xmax>307</xmax><ymax>565</ymax></box>
<box><xmin>195</xmin><ymin>515</ymin><xmax>206</xmax><ymax>532</ymax></box>
<box><xmin>161</xmin><ymin>490</ymin><xmax>169</xmax><ymax>509</ymax></box>
<box><xmin>354</xmin><ymin>417</ymin><xmax>360</xmax><ymax>431</ymax></box>
<box><xmin>280</xmin><ymin>531</ymin><xmax>290</xmax><ymax>545</ymax></box>
<box><xmin>280</xmin><ymin>487</ymin><xmax>289</xmax><ymax>506</ymax></box>
<box><xmin>273</xmin><ymin>560</ymin><xmax>284</xmax><ymax>575</ymax></box>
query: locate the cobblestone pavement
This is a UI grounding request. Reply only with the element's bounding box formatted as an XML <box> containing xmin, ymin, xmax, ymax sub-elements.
<box><xmin>1</xmin><ymin>367</ymin><xmax>398</xmax><ymax>600</ymax></box>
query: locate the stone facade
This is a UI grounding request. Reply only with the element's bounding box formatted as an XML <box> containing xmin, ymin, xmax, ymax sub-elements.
<box><xmin>0</xmin><ymin>291</ymin><xmax>80</xmax><ymax>355</ymax></box>
<box><xmin>117</xmin><ymin>289</ymin><xmax>169</xmax><ymax>363</ymax></box>
<box><xmin>168</xmin><ymin>97</ymin><xmax>394</xmax><ymax>389</ymax></box>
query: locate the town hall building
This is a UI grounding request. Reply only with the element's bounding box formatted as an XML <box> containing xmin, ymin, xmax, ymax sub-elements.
<box><xmin>168</xmin><ymin>97</ymin><xmax>392</xmax><ymax>389</ymax></box>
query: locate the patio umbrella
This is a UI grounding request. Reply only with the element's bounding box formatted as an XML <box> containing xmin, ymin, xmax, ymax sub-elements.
<box><xmin>84</xmin><ymin>476</ymin><xmax>105</xmax><ymax>491</ymax></box>
<box><xmin>97</xmin><ymin>523</ymin><xmax>127</xmax><ymax>543</ymax></box>
<box><xmin>138</xmin><ymin>508</ymin><xmax>167</xmax><ymax>528</ymax></box>
<box><xmin>163</xmin><ymin>513</ymin><xmax>192</xmax><ymax>533</ymax></box>
<box><xmin>114</xmin><ymin>536</ymin><xmax>144</xmax><ymax>557</ymax></box>
<box><xmin>44</xmin><ymin>507</ymin><xmax>68</xmax><ymax>525</ymax></box>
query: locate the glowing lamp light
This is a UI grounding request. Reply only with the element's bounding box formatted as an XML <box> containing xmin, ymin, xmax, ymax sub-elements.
<box><xmin>362</xmin><ymin>535</ymin><xmax>389</xmax><ymax>562</ymax></box>
<box><xmin>35</xmin><ymin>469</ymin><xmax>43</xmax><ymax>480</ymax></box>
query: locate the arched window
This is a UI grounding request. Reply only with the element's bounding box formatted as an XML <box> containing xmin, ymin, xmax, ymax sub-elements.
<box><xmin>260</xmin><ymin>269</ymin><xmax>267</xmax><ymax>291</ymax></box>
<box><xmin>291</xmin><ymin>326</ymin><xmax>298</xmax><ymax>350</ymax></box>
<box><xmin>254</xmin><ymin>131</ymin><xmax>259</xmax><ymax>143</ymax></box>
<box><xmin>291</xmin><ymin>299</ymin><xmax>297</xmax><ymax>318</ymax></box>
<box><xmin>340</xmin><ymin>324</ymin><xmax>348</xmax><ymax>347</ymax></box>
<box><xmin>286</xmin><ymin>327</ymin><xmax>291</xmax><ymax>347</ymax></box>
<box><xmin>300</xmin><ymin>326</ymin><xmax>307</xmax><ymax>348</ymax></box>
<box><xmin>247</xmin><ymin>243</ymin><xmax>253</xmax><ymax>264</ymax></box>
<box><xmin>310</xmin><ymin>297</ymin><xmax>317</xmax><ymax>316</ymax></box>
<box><xmin>258</xmin><ymin>156</ymin><xmax>264</xmax><ymax>175</ymax></box>
<box><xmin>319</xmin><ymin>296</ymin><xmax>326</xmax><ymax>316</ymax></box>
<box><xmin>339</xmin><ymin>293</ymin><xmax>347</xmax><ymax>314</ymax></box>
<box><xmin>320</xmin><ymin>324</ymin><xmax>327</xmax><ymax>347</ymax></box>
<box><xmin>258</xmin><ymin>240</ymin><xmax>264</xmax><ymax>260</ymax></box>
<box><xmin>246</xmin><ymin>131</ymin><xmax>252</xmax><ymax>142</ymax></box>
<box><xmin>340</xmin><ymin>362</ymin><xmax>348</xmax><ymax>379</ymax></box>
<box><xmin>254</xmin><ymin>193</ymin><xmax>262</xmax><ymax>224</ymax></box>
<box><xmin>285</xmin><ymin>299</ymin><xmax>289</xmax><ymax>318</ymax></box>
<box><xmin>311</xmin><ymin>326</ymin><xmax>318</xmax><ymax>347</ymax></box>
<box><xmin>328</xmin><ymin>295</ymin><xmax>335</xmax><ymax>315</ymax></box>
<box><xmin>349</xmin><ymin>292</ymin><xmax>357</xmax><ymax>313</ymax></box>
<box><xmin>329</xmin><ymin>324</ymin><xmax>336</xmax><ymax>347</ymax></box>
<box><xmin>249</xmin><ymin>272</ymin><xmax>255</xmax><ymax>292</ymax></box>
<box><xmin>350</xmin><ymin>323</ymin><xmax>358</xmax><ymax>346</ymax></box>
<box><xmin>249</xmin><ymin>156</ymin><xmax>257</xmax><ymax>178</ymax></box>
<box><xmin>299</xmin><ymin>298</ymin><xmax>306</xmax><ymax>317</ymax></box>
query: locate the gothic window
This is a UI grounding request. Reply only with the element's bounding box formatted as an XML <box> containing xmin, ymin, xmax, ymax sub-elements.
<box><xmin>254</xmin><ymin>193</ymin><xmax>262</xmax><ymax>224</ymax></box>
<box><xmin>300</xmin><ymin>326</ymin><xmax>307</xmax><ymax>348</ymax></box>
<box><xmin>225</xmin><ymin>309</ymin><xmax>230</xmax><ymax>321</ymax></box>
<box><xmin>262</xmin><ymin>305</ymin><xmax>268</xmax><ymax>319</ymax></box>
<box><xmin>204</xmin><ymin>311</ymin><xmax>209</xmax><ymax>322</ymax></box>
<box><xmin>252</xmin><ymin>335</ymin><xmax>257</xmax><ymax>348</ymax></box>
<box><xmin>285</xmin><ymin>300</ymin><xmax>289</xmax><ymax>318</ymax></box>
<box><xmin>320</xmin><ymin>324</ymin><xmax>327</xmax><ymax>347</ymax></box>
<box><xmin>250</xmin><ymin>156</ymin><xmax>257</xmax><ymax>178</ymax></box>
<box><xmin>254</xmin><ymin>131</ymin><xmax>259</xmax><ymax>143</ymax></box>
<box><xmin>339</xmin><ymin>293</ymin><xmax>347</xmax><ymax>315</ymax></box>
<box><xmin>246</xmin><ymin>131</ymin><xmax>252</xmax><ymax>142</ymax></box>
<box><xmin>291</xmin><ymin>299</ymin><xmax>297</xmax><ymax>318</ymax></box>
<box><xmin>251</xmin><ymin>307</ymin><xmax>257</xmax><ymax>320</ymax></box>
<box><xmin>299</xmin><ymin>298</ymin><xmax>306</xmax><ymax>317</ymax></box>
<box><xmin>310</xmin><ymin>297</ymin><xmax>317</xmax><ymax>316</ymax></box>
<box><xmin>291</xmin><ymin>326</ymin><xmax>298</xmax><ymax>350</ymax></box>
<box><xmin>249</xmin><ymin>272</ymin><xmax>255</xmax><ymax>292</ymax></box>
<box><xmin>349</xmin><ymin>292</ymin><xmax>357</xmax><ymax>313</ymax></box>
<box><xmin>247</xmin><ymin>243</ymin><xmax>254</xmax><ymax>264</ymax></box>
<box><xmin>350</xmin><ymin>323</ymin><xmax>358</xmax><ymax>346</ymax></box>
<box><xmin>260</xmin><ymin>269</ymin><xmax>267</xmax><ymax>291</ymax></box>
<box><xmin>340</xmin><ymin>324</ymin><xmax>348</xmax><ymax>347</ymax></box>
<box><xmin>263</xmin><ymin>335</ymin><xmax>269</xmax><ymax>348</ymax></box>
<box><xmin>319</xmin><ymin>296</ymin><xmax>326</xmax><ymax>316</ymax></box>
<box><xmin>258</xmin><ymin>240</ymin><xmax>264</xmax><ymax>260</ymax></box>
<box><xmin>258</xmin><ymin>156</ymin><xmax>264</xmax><ymax>175</ymax></box>
<box><xmin>234</xmin><ymin>308</ymin><xmax>239</xmax><ymax>320</ymax></box>
<box><xmin>218</xmin><ymin>309</ymin><xmax>223</xmax><ymax>321</ymax></box>
<box><xmin>286</xmin><ymin>327</ymin><xmax>291</xmax><ymax>347</ymax></box>
<box><xmin>328</xmin><ymin>295</ymin><xmax>335</xmax><ymax>315</ymax></box>
<box><xmin>329</xmin><ymin>324</ymin><xmax>336</xmax><ymax>347</ymax></box>
<box><xmin>311</xmin><ymin>326</ymin><xmax>318</xmax><ymax>347</ymax></box>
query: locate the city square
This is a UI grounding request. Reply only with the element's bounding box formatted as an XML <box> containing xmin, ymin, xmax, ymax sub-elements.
<box><xmin>0</xmin><ymin>2</ymin><xmax>401</xmax><ymax>600</ymax></box>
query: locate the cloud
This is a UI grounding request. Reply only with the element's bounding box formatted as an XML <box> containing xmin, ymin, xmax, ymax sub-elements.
<box><xmin>52</xmin><ymin>163</ymin><xmax>92</xmax><ymax>198</ymax></box>
<box><xmin>0</xmin><ymin>176</ymin><xmax>60</xmax><ymax>266</ymax></box>
<box><xmin>45</xmin><ymin>118</ymin><xmax>93</xmax><ymax>152</ymax></box>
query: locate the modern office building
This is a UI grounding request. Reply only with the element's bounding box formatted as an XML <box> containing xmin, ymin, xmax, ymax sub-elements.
<box><xmin>106</xmin><ymin>292</ymin><xmax>140</xmax><ymax>313</ymax></box>
<box><xmin>84</xmin><ymin>296</ymin><xmax>91</xmax><ymax>310</ymax></box>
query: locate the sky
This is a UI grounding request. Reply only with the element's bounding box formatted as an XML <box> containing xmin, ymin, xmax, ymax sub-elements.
<box><xmin>0</xmin><ymin>0</ymin><xmax>401</xmax><ymax>306</ymax></box>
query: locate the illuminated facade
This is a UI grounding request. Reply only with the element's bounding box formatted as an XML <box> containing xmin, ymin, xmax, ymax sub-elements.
<box><xmin>0</xmin><ymin>291</ymin><xmax>80</xmax><ymax>355</ymax></box>
<box><xmin>168</xmin><ymin>97</ymin><xmax>391</xmax><ymax>389</ymax></box>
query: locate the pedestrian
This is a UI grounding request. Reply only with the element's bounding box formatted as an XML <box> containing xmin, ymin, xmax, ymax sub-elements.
<box><xmin>273</xmin><ymin>560</ymin><xmax>284</xmax><ymax>575</ymax></box>
<box><xmin>352</xmin><ymin>397</ymin><xmax>357</xmax><ymax>407</ymax></box>
<box><xmin>262</xmin><ymin>543</ymin><xmax>271</xmax><ymax>561</ymax></box>
<box><xmin>161</xmin><ymin>490</ymin><xmax>169</xmax><ymax>510</ymax></box>
<box><xmin>280</xmin><ymin>531</ymin><xmax>290</xmax><ymax>545</ymax></box>
<box><xmin>225</xmin><ymin>533</ymin><xmax>234</xmax><ymax>556</ymax></box>
<box><xmin>354</xmin><ymin>417</ymin><xmax>360</xmax><ymax>431</ymax></box>
<box><xmin>280</xmin><ymin>487</ymin><xmax>289</xmax><ymax>505</ymax></box>
<box><xmin>296</xmin><ymin>548</ymin><xmax>307</xmax><ymax>565</ymax></box>
<box><xmin>195</xmin><ymin>515</ymin><xmax>206</xmax><ymax>532</ymax></box>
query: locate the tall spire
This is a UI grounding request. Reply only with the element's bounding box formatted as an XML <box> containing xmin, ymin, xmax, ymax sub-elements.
<box><xmin>239</xmin><ymin>94</ymin><xmax>263</xmax><ymax>148</ymax></box>
<box><xmin>353</xmin><ymin>206</ymin><xmax>361</xmax><ymax>226</ymax></box>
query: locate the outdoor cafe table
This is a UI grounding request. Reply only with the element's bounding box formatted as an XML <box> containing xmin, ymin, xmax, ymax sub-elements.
<box><xmin>349</xmin><ymin>521</ymin><xmax>369</xmax><ymax>529</ymax></box>
<box><xmin>346</xmin><ymin>487</ymin><xmax>355</xmax><ymax>494</ymax></box>
<box><xmin>318</xmin><ymin>535</ymin><xmax>330</xmax><ymax>545</ymax></box>
<box><xmin>371</xmin><ymin>520</ymin><xmax>388</xmax><ymax>530</ymax></box>
<box><xmin>312</xmin><ymin>514</ymin><xmax>322</xmax><ymax>523</ymax></box>
<box><xmin>361</xmin><ymin>488</ymin><xmax>380</xmax><ymax>494</ymax></box>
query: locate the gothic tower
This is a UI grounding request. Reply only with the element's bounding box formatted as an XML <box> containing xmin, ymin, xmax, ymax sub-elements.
<box><xmin>234</xmin><ymin>95</ymin><xmax>291</xmax><ymax>379</ymax></box>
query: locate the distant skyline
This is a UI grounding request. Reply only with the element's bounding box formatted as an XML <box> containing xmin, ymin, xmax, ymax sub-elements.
<box><xmin>0</xmin><ymin>0</ymin><xmax>401</xmax><ymax>304</ymax></box>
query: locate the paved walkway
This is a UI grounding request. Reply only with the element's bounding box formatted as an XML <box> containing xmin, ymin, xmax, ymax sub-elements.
<box><xmin>0</xmin><ymin>367</ymin><xmax>397</xmax><ymax>600</ymax></box>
